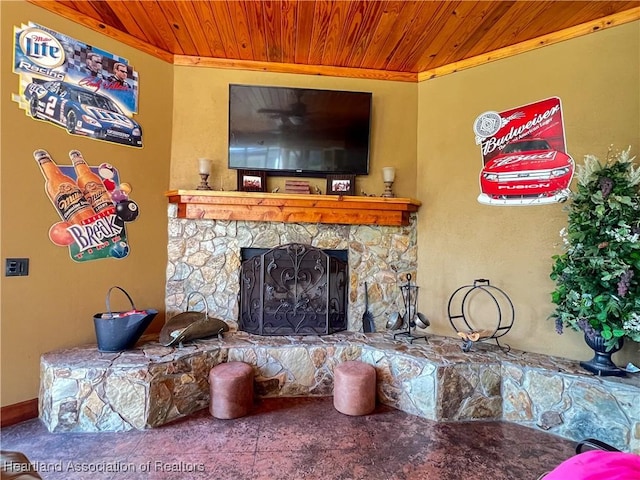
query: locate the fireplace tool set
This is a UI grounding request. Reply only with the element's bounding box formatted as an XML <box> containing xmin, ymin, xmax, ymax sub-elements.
<box><xmin>387</xmin><ymin>274</ymin><xmax>429</xmax><ymax>344</ymax></box>
<box><xmin>447</xmin><ymin>278</ymin><xmax>514</xmax><ymax>352</ymax></box>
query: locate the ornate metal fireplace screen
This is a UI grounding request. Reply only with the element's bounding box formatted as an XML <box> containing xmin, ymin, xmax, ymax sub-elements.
<box><xmin>239</xmin><ymin>243</ymin><xmax>348</xmax><ymax>335</ymax></box>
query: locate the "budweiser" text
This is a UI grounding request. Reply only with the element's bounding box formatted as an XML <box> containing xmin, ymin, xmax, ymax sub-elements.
<box><xmin>482</xmin><ymin>105</ymin><xmax>560</xmax><ymax>156</ymax></box>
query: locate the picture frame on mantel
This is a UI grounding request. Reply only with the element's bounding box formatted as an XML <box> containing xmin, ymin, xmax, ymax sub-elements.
<box><xmin>237</xmin><ymin>170</ymin><xmax>267</xmax><ymax>192</ymax></box>
<box><xmin>326</xmin><ymin>174</ymin><xmax>356</xmax><ymax>196</ymax></box>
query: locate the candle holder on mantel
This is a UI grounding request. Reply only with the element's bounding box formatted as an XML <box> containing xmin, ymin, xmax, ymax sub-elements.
<box><xmin>197</xmin><ymin>158</ymin><xmax>213</xmax><ymax>190</ymax></box>
<box><xmin>381</xmin><ymin>166</ymin><xmax>395</xmax><ymax>198</ymax></box>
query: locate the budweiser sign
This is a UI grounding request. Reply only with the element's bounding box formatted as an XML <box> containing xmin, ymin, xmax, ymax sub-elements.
<box><xmin>473</xmin><ymin>97</ymin><xmax>574</xmax><ymax>206</ymax></box>
<box><xmin>474</xmin><ymin>97</ymin><xmax>567</xmax><ymax>164</ymax></box>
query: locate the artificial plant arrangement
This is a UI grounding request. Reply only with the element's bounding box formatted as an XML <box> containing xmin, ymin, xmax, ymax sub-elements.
<box><xmin>550</xmin><ymin>146</ymin><xmax>640</xmax><ymax>363</ymax></box>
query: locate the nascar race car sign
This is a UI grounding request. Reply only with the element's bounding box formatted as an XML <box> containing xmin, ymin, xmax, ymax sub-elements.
<box><xmin>12</xmin><ymin>22</ymin><xmax>142</xmax><ymax>148</ymax></box>
<box><xmin>473</xmin><ymin>97</ymin><xmax>574</xmax><ymax>206</ymax></box>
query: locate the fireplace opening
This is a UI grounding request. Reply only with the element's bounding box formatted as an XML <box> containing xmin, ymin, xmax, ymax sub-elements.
<box><xmin>239</xmin><ymin>243</ymin><xmax>348</xmax><ymax>336</ymax></box>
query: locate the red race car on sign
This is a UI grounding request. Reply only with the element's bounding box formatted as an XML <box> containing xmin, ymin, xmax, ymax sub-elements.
<box><xmin>478</xmin><ymin>138</ymin><xmax>574</xmax><ymax>205</ymax></box>
<box><xmin>474</xmin><ymin>97</ymin><xmax>574</xmax><ymax>206</ymax></box>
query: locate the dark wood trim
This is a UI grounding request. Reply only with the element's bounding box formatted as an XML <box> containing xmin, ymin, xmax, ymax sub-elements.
<box><xmin>1</xmin><ymin>398</ymin><xmax>38</xmax><ymax>427</ymax></box>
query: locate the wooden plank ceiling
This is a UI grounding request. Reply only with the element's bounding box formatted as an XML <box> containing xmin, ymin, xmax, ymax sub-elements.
<box><xmin>29</xmin><ymin>0</ymin><xmax>640</xmax><ymax>81</ymax></box>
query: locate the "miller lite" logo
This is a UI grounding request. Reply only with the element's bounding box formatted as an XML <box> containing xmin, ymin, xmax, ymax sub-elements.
<box><xmin>16</xmin><ymin>27</ymin><xmax>66</xmax><ymax>79</ymax></box>
<box><xmin>19</xmin><ymin>27</ymin><xmax>65</xmax><ymax>68</ymax></box>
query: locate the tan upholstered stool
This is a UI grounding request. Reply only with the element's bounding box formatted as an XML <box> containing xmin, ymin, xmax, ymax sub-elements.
<box><xmin>209</xmin><ymin>361</ymin><xmax>254</xmax><ymax>419</ymax></box>
<box><xmin>333</xmin><ymin>360</ymin><xmax>376</xmax><ymax>416</ymax></box>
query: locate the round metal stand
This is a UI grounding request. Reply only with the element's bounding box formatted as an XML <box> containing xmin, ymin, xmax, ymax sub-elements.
<box><xmin>393</xmin><ymin>274</ymin><xmax>428</xmax><ymax>344</ymax></box>
<box><xmin>447</xmin><ymin>278</ymin><xmax>514</xmax><ymax>352</ymax></box>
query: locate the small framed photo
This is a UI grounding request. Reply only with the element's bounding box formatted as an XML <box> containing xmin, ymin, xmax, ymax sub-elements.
<box><xmin>237</xmin><ymin>170</ymin><xmax>267</xmax><ymax>192</ymax></box>
<box><xmin>326</xmin><ymin>174</ymin><xmax>356</xmax><ymax>196</ymax></box>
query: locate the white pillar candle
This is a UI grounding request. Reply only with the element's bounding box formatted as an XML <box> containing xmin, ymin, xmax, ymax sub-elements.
<box><xmin>382</xmin><ymin>167</ymin><xmax>396</xmax><ymax>182</ymax></box>
<box><xmin>198</xmin><ymin>158</ymin><xmax>212</xmax><ymax>175</ymax></box>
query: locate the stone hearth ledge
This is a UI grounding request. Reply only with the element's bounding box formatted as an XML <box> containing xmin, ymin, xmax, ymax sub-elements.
<box><xmin>39</xmin><ymin>332</ymin><xmax>640</xmax><ymax>453</ymax></box>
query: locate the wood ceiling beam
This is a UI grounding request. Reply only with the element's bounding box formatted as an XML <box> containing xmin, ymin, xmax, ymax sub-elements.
<box><xmin>172</xmin><ymin>55</ymin><xmax>418</xmax><ymax>82</ymax></box>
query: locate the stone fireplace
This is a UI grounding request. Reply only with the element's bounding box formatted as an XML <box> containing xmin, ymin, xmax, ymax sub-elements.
<box><xmin>165</xmin><ymin>198</ymin><xmax>419</xmax><ymax>332</ymax></box>
<box><xmin>35</xmin><ymin>192</ymin><xmax>640</xmax><ymax>454</ymax></box>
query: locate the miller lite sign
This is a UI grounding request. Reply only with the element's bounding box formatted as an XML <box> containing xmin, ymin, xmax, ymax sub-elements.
<box><xmin>473</xmin><ymin>97</ymin><xmax>575</xmax><ymax>206</ymax></box>
<box><xmin>13</xmin><ymin>22</ymin><xmax>142</xmax><ymax>148</ymax></box>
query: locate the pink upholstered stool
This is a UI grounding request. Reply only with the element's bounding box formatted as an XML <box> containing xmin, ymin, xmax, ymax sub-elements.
<box><xmin>209</xmin><ymin>361</ymin><xmax>254</xmax><ymax>419</ymax></box>
<box><xmin>333</xmin><ymin>360</ymin><xmax>376</xmax><ymax>416</ymax></box>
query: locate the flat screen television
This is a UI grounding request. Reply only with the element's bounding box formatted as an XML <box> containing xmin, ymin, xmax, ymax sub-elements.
<box><xmin>228</xmin><ymin>84</ymin><xmax>371</xmax><ymax>176</ymax></box>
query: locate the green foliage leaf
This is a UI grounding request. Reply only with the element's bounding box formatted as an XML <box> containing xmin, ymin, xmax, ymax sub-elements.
<box><xmin>549</xmin><ymin>147</ymin><xmax>640</xmax><ymax>344</ymax></box>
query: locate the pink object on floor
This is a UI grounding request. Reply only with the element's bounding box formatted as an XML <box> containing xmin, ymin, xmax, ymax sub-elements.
<box><xmin>543</xmin><ymin>450</ymin><xmax>640</xmax><ymax>480</ymax></box>
<box><xmin>333</xmin><ymin>360</ymin><xmax>376</xmax><ymax>416</ymax></box>
<box><xmin>209</xmin><ymin>361</ymin><xmax>254</xmax><ymax>419</ymax></box>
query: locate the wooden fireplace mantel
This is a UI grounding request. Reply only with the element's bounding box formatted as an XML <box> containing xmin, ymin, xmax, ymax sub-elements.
<box><xmin>165</xmin><ymin>190</ymin><xmax>422</xmax><ymax>226</ymax></box>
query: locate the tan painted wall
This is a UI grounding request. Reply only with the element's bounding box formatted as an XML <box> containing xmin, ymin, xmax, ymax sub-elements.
<box><xmin>417</xmin><ymin>21</ymin><xmax>640</xmax><ymax>366</ymax></box>
<box><xmin>2</xmin><ymin>1</ymin><xmax>637</xmax><ymax>408</ymax></box>
<box><xmin>169</xmin><ymin>69</ymin><xmax>418</xmax><ymax>198</ymax></box>
<box><xmin>1</xmin><ymin>1</ymin><xmax>173</xmax><ymax>406</ymax></box>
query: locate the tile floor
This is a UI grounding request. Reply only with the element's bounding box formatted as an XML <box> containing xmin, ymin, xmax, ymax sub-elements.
<box><xmin>1</xmin><ymin>397</ymin><xmax>576</xmax><ymax>480</ymax></box>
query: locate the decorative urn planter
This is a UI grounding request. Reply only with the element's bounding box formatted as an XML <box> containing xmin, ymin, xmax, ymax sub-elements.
<box><xmin>580</xmin><ymin>331</ymin><xmax>625</xmax><ymax>377</ymax></box>
<box><xmin>549</xmin><ymin>147</ymin><xmax>640</xmax><ymax>375</ymax></box>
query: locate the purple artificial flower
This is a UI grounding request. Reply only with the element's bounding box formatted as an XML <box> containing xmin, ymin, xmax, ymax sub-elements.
<box><xmin>577</xmin><ymin>318</ymin><xmax>596</xmax><ymax>340</ymax></box>
<box><xmin>555</xmin><ymin>318</ymin><xmax>563</xmax><ymax>335</ymax></box>
<box><xmin>599</xmin><ymin>177</ymin><xmax>614</xmax><ymax>198</ymax></box>
<box><xmin>617</xmin><ymin>269</ymin><xmax>634</xmax><ymax>297</ymax></box>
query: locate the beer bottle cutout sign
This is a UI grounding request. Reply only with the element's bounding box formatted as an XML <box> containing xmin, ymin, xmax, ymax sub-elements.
<box><xmin>34</xmin><ymin>149</ymin><xmax>96</xmax><ymax>224</ymax></box>
<box><xmin>70</xmin><ymin>150</ymin><xmax>114</xmax><ymax>214</ymax></box>
<box><xmin>33</xmin><ymin>149</ymin><xmax>140</xmax><ymax>262</ymax></box>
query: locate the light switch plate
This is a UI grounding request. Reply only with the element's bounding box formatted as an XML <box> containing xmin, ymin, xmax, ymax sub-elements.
<box><xmin>5</xmin><ymin>258</ymin><xmax>29</xmax><ymax>276</ymax></box>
